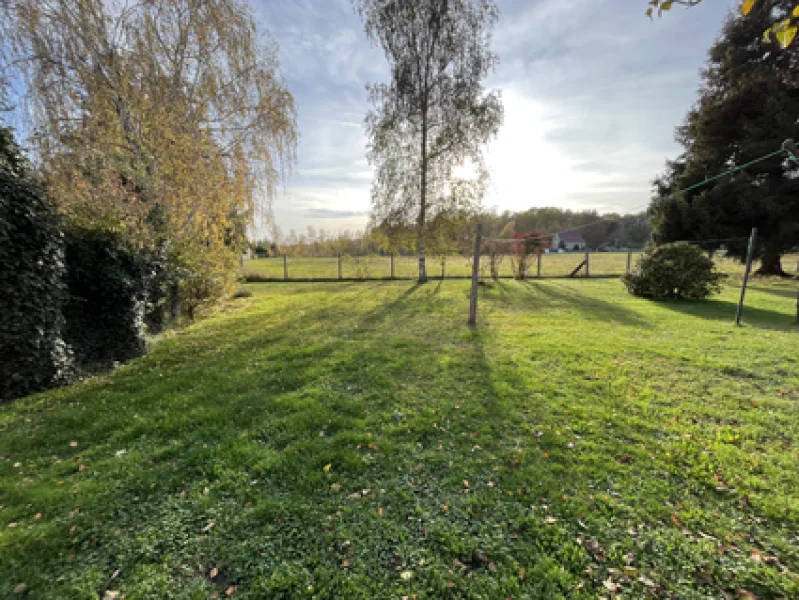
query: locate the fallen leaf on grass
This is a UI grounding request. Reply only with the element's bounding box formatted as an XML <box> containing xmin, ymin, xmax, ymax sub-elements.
<box><xmin>624</xmin><ymin>566</ymin><xmax>638</xmax><ymax>578</ymax></box>
<box><xmin>638</xmin><ymin>575</ymin><xmax>656</xmax><ymax>588</ymax></box>
<box><xmin>400</xmin><ymin>570</ymin><xmax>414</xmax><ymax>580</ymax></box>
<box><xmin>584</xmin><ymin>538</ymin><xmax>606</xmax><ymax>561</ymax></box>
<box><xmin>519</xmin><ymin>567</ymin><xmax>526</xmax><ymax>581</ymax></box>
<box><xmin>13</xmin><ymin>583</ymin><xmax>28</xmax><ymax>594</ymax></box>
<box><xmin>34</xmin><ymin>513</ymin><xmax>41</xmax><ymax>520</ymax></box>
<box><xmin>69</xmin><ymin>441</ymin><xmax>78</xmax><ymax>447</ymax></box>
<box><xmin>330</xmin><ymin>483</ymin><xmax>341</xmax><ymax>491</ymax></box>
<box><xmin>603</xmin><ymin>578</ymin><xmax>620</xmax><ymax>593</ymax></box>
<box><xmin>103</xmin><ymin>592</ymin><xmax>120</xmax><ymax>600</ymax></box>
<box><xmin>735</xmin><ymin>591</ymin><xmax>757</xmax><ymax>599</ymax></box>
<box><xmin>323</xmin><ymin>464</ymin><xmax>331</xmax><ymax>472</ymax></box>
<box><xmin>210</xmin><ymin>567</ymin><xmax>218</xmax><ymax>579</ymax></box>
<box><xmin>225</xmin><ymin>585</ymin><xmax>237</xmax><ymax>597</ymax></box>
<box><xmin>544</xmin><ymin>516</ymin><xmax>558</xmax><ymax>524</ymax></box>
<box><xmin>8</xmin><ymin>522</ymin><xmax>18</xmax><ymax>528</ymax></box>
<box><xmin>670</xmin><ymin>514</ymin><xmax>682</xmax><ymax>527</ymax></box>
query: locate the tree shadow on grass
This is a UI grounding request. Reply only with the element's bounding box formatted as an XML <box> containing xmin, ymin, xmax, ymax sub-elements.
<box><xmin>0</xmin><ymin>281</ymin><xmax>561</xmax><ymax>597</ymax></box>
<box><xmin>748</xmin><ymin>284</ymin><xmax>798</xmax><ymax>300</ymax></box>
<box><xmin>494</xmin><ymin>279</ymin><xmax>649</xmax><ymax>328</ymax></box>
<box><xmin>357</xmin><ymin>282</ymin><xmax>422</xmax><ymax>327</ymax></box>
<box><xmin>655</xmin><ymin>297</ymin><xmax>797</xmax><ymax>331</ymax></box>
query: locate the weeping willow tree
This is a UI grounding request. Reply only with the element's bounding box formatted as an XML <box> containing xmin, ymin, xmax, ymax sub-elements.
<box><xmin>1</xmin><ymin>0</ymin><xmax>297</xmax><ymax>312</ymax></box>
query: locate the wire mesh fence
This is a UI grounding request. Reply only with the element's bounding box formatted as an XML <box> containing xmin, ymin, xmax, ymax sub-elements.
<box><xmin>242</xmin><ymin>251</ymin><xmax>648</xmax><ymax>281</ymax></box>
<box><xmin>242</xmin><ymin>250</ymin><xmax>799</xmax><ymax>282</ymax></box>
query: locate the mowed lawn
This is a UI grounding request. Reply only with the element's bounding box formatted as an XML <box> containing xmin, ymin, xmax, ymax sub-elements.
<box><xmin>1</xmin><ymin>278</ymin><xmax>798</xmax><ymax>599</ymax></box>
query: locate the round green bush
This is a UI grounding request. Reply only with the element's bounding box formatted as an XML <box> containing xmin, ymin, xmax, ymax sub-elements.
<box><xmin>0</xmin><ymin>127</ymin><xmax>71</xmax><ymax>401</ymax></box>
<box><xmin>622</xmin><ymin>242</ymin><xmax>725</xmax><ymax>300</ymax></box>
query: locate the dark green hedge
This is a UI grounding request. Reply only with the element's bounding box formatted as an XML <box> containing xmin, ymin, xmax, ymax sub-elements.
<box><xmin>0</xmin><ymin>127</ymin><xmax>71</xmax><ymax>402</ymax></box>
<box><xmin>63</xmin><ymin>228</ymin><xmax>150</xmax><ymax>368</ymax></box>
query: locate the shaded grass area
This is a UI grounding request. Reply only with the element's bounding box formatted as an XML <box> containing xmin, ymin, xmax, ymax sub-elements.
<box><xmin>1</xmin><ymin>279</ymin><xmax>798</xmax><ymax>599</ymax></box>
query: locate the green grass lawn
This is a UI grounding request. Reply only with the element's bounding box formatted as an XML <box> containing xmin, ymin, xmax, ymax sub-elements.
<box><xmin>2</xmin><ymin>278</ymin><xmax>798</xmax><ymax>599</ymax></box>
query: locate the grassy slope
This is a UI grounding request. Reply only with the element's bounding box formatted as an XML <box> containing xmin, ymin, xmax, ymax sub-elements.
<box><xmin>1</xmin><ymin>279</ymin><xmax>798</xmax><ymax>599</ymax></box>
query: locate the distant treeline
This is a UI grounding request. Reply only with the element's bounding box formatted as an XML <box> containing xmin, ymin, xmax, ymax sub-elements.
<box><xmin>253</xmin><ymin>207</ymin><xmax>650</xmax><ymax>257</ymax></box>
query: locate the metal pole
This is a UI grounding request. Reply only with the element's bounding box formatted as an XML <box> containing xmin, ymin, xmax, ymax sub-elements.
<box><xmin>283</xmin><ymin>254</ymin><xmax>288</xmax><ymax>281</ymax></box>
<box><xmin>338</xmin><ymin>253</ymin><xmax>342</xmax><ymax>279</ymax></box>
<box><xmin>391</xmin><ymin>254</ymin><xmax>395</xmax><ymax>279</ymax></box>
<box><xmin>626</xmin><ymin>250</ymin><xmax>632</xmax><ymax>274</ymax></box>
<box><xmin>537</xmin><ymin>252</ymin><xmax>542</xmax><ymax>278</ymax></box>
<box><xmin>468</xmin><ymin>224</ymin><xmax>482</xmax><ymax>326</ymax></box>
<box><xmin>735</xmin><ymin>227</ymin><xmax>757</xmax><ymax>326</ymax></box>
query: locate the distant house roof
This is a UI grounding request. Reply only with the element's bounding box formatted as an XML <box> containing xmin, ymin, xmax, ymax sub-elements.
<box><xmin>556</xmin><ymin>229</ymin><xmax>585</xmax><ymax>243</ymax></box>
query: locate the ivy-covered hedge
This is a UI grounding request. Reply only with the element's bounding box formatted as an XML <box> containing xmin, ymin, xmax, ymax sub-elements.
<box><xmin>0</xmin><ymin>127</ymin><xmax>71</xmax><ymax>402</ymax></box>
<box><xmin>63</xmin><ymin>227</ymin><xmax>151</xmax><ymax>369</ymax></box>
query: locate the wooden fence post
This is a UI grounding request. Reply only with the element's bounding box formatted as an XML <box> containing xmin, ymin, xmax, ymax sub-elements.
<box><xmin>391</xmin><ymin>254</ymin><xmax>395</xmax><ymax>279</ymax></box>
<box><xmin>735</xmin><ymin>227</ymin><xmax>757</xmax><ymax>326</ymax></box>
<box><xmin>626</xmin><ymin>250</ymin><xmax>633</xmax><ymax>274</ymax></box>
<box><xmin>338</xmin><ymin>253</ymin><xmax>342</xmax><ymax>279</ymax></box>
<box><xmin>585</xmin><ymin>248</ymin><xmax>590</xmax><ymax>277</ymax></box>
<box><xmin>537</xmin><ymin>252</ymin><xmax>542</xmax><ymax>278</ymax></box>
<box><xmin>468</xmin><ymin>224</ymin><xmax>482</xmax><ymax>326</ymax></box>
<box><xmin>441</xmin><ymin>256</ymin><xmax>446</xmax><ymax>279</ymax></box>
<box><xmin>283</xmin><ymin>255</ymin><xmax>288</xmax><ymax>281</ymax></box>
<box><xmin>796</xmin><ymin>287</ymin><xmax>799</xmax><ymax>325</ymax></box>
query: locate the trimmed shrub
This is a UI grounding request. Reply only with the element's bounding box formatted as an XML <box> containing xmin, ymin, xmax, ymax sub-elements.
<box><xmin>63</xmin><ymin>227</ymin><xmax>150</xmax><ymax>368</ymax></box>
<box><xmin>0</xmin><ymin>127</ymin><xmax>71</xmax><ymax>402</ymax></box>
<box><xmin>622</xmin><ymin>242</ymin><xmax>725</xmax><ymax>300</ymax></box>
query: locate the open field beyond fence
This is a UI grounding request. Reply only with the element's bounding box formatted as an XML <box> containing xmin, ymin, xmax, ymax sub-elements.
<box><xmin>243</xmin><ymin>252</ymin><xmax>644</xmax><ymax>281</ymax></box>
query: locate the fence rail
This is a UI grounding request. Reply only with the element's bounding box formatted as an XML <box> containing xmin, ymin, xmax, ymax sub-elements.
<box><xmin>242</xmin><ymin>251</ymin><xmax>645</xmax><ymax>282</ymax></box>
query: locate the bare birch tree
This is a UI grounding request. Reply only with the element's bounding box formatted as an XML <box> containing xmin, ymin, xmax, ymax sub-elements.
<box><xmin>354</xmin><ymin>0</ymin><xmax>503</xmax><ymax>282</ymax></box>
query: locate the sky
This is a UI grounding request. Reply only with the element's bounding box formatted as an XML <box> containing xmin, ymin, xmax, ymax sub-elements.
<box><xmin>254</xmin><ymin>0</ymin><xmax>739</xmax><ymax>238</ymax></box>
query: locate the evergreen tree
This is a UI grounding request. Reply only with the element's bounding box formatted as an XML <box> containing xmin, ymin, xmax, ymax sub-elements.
<box><xmin>650</xmin><ymin>0</ymin><xmax>799</xmax><ymax>275</ymax></box>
